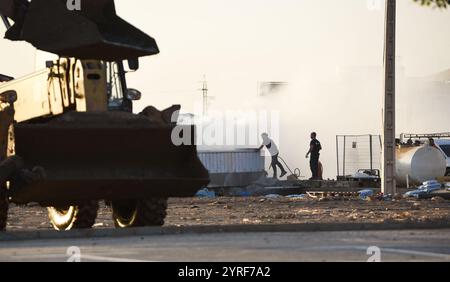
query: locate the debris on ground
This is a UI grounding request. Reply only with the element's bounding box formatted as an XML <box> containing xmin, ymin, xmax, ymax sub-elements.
<box><xmin>5</xmin><ymin>195</ymin><xmax>450</xmax><ymax>231</ymax></box>
<box><xmin>195</xmin><ymin>188</ymin><xmax>216</xmax><ymax>198</ymax></box>
<box><xmin>405</xmin><ymin>180</ymin><xmax>449</xmax><ymax>199</ymax></box>
<box><xmin>358</xmin><ymin>189</ymin><xmax>374</xmax><ymax>200</ymax></box>
<box><xmin>265</xmin><ymin>194</ymin><xmax>282</xmax><ymax>199</ymax></box>
<box><xmin>286</xmin><ymin>194</ymin><xmax>307</xmax><ymax>200</ymax></box>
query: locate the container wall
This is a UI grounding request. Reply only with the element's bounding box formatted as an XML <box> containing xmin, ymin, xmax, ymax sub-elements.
<box><xmin>198</xmin><ymin>149</ymin><xmax>265</xmax><ymax>174</ymax></box>
<box><xmin>197</xmin><ymin>149</ymin><xmax>266</xmax><ymax>188</ymax></box>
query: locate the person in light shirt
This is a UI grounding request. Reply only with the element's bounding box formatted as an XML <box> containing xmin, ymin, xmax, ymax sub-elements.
<box><xmin>258</xmin><ymin>133</ymin><xmax>287</xmax><ymax>179</ymax></box>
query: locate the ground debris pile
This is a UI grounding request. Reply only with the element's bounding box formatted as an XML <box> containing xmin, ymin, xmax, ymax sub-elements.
<box><xmin>5</xmin><ymin>195</ymin><xmax>450</xmax><ymax>231</ymax></box>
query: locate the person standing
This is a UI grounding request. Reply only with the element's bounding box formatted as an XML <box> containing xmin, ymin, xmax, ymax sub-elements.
<box><xmin>429</xmin><ymin>138</ymin><xmax>438</xmax><ymax>149</ymax></box>
<box><xmin>306</xmin><ymin>132</ymin><xmax>322</xmax><ymax>180</ymax></box>
<box><xmin>258</xmin><ymin>133</ymin><xmax>287</xmax><ymax>179</ymax></box>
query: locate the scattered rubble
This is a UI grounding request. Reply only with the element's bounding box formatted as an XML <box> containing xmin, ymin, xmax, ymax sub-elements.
<box><xmin>195</xmin><ymin>188</ymin><xmax>216</xmax><ymax>198</ymax></box>
<box><xmin>4</xmin><ymin>194</ymin><xmax>450</xmax><ymax>231</ymax></box>
<box><xmin>405</xmin><ymin>180</ymin><xmax>450</xmax><ymax>200</ymax></box>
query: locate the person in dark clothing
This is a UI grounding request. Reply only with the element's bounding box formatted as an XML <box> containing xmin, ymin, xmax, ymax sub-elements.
<box><xmin>258</xmin><ymin>133</ymin><xmax>287</xmax><ymax>179</ymax></box>
<box><xmin>429</xmin><ymin>138</ymin><xmax>438</xmax><ymax>149</ymax></box>
<box><xmin>306</xmin><ymin>132</ymin><xmax>322</xmax><ymax>180</ymax></box>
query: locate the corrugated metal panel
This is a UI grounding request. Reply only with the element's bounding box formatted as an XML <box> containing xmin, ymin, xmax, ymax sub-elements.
<box><xmin>198</xmin><ymin>149</ymin><xmax>265</xmax><ymax>174</ymax></box>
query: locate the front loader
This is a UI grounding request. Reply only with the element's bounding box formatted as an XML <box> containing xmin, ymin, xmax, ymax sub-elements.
<box><xmin>0</xmin><ymin>0</ymin><xmax>209</xmax><ymax>231</ymax></box>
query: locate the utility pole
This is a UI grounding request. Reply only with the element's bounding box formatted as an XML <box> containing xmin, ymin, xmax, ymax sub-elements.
<box><xmin>200</xmin><ymin>75</ymin><xmax>209</xmax><ymax>116</ymax></box>
<box><xmin>382</xmin><ymin>0</ymin><xmax>397</xmax><ymax>195</ymax></box>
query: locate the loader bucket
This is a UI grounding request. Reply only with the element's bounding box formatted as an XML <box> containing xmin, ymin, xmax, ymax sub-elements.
<box><xmin>4</xmin><ymin>0</ymin><xmax>159</xmax><ymax>60</ymax></box>
<box><xmin>9</xmin><ymin>112</ymin><xmax>209</xmax><ymax>206</ymax></box>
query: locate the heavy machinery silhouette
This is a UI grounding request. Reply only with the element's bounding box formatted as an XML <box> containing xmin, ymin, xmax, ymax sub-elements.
<box><xmin>0</xmin><ymin>0</ymin><xmax>209</xmax><ymax>231</ymax></box>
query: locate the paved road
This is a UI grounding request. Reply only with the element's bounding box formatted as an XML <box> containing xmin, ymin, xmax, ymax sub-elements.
<box><xmin>0</xmin><ymin>229</ymin><xmax>449</xmax><ymax>262</ymax></box>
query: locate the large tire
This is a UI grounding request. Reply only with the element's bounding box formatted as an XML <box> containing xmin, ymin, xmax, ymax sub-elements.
<box><xmin>112</xmin><ymin>198</ymin><xmax>168</xmax><ymax>228</ymax></box>
<box><xmin>0</xmin><ymin>121</ymin><xmax>13</xmax><ymax>232</ymax></box>
<box><xmin>0</xmin><ymin>186</ymin><xmax>8</xmax><ymax>231</ymax></box>
<box><xmin>0</xmin><ymin>119</ymin><xmax>15</xmax><ymax>231</ymax></box>
<box><xmin>48</xmin><ymin>201</ymin><xmax>99</xmax><ymax>231</ymax></box>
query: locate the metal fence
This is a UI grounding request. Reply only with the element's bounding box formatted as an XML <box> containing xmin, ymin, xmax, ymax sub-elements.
<box><xmin>336</xmin><ymin>135</ymin><xmax>382</xmax><ymax>177</ymax></box>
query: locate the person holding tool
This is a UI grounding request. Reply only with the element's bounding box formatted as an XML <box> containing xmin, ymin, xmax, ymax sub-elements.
<box><xmin>258</xmin><ymin>133</ymin><xmax>287</xmax><ymax>179</ymax></box>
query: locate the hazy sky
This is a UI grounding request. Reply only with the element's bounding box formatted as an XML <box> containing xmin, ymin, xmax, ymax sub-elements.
<box><xmin>1</xmin><ymin>0</ymin><xmax>449</xmax><ymax>178</ymax></box>
<box><xmin>116</xmin><ymin>0</ymin><xmax>450</xmax><ymax>110</ymax></box>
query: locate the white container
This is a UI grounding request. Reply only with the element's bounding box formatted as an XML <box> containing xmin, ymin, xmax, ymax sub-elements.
<box><xmin>198</xmin><ymin>149</ymin><xmax>265</xmax><ymax>174</ymax></box>
<box><xmin>396</xmin><ymin>145</ymin><xmax>446</xmax><ymax>186</ymax></box>
<box><xmin>197</xmin><ymin>149</ymin><xmax>266</xmax><ymax>188</ymax></box>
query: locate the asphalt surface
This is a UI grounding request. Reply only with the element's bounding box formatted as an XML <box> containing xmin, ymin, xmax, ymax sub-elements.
<box><xmin>0</xmin><ymin>228</ymin><xmax>449</xmax><ymax>262</ymax></box>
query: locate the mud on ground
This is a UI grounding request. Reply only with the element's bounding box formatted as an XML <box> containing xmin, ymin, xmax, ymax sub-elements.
<box><xmin>4</xmin><ymin>196</ymin><xmax>450</xmax><ymax>231</ymax></box>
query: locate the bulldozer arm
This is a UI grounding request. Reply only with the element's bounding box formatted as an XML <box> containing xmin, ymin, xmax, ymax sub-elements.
<box><xmin>1</xmin><ymin>0</ymin><xmax>159</xmax><ymax>60</ymax></box>
<box><xmin>9</xmin><ymin>111</ymin><xmax>209</xmax><ymax>206</ymax></box>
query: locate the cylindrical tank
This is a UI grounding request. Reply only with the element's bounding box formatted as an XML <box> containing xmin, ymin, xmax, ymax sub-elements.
<box><xmin>396</xmin><ymin>145</ymin><xmax>446</xmax><ymax>187</ymax></box>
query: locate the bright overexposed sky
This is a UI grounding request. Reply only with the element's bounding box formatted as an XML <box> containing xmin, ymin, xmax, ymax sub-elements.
<box><xmin>1</xmin><ymin>0</ymin><xmax>449</xmax><ymax>178</ymax></box>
